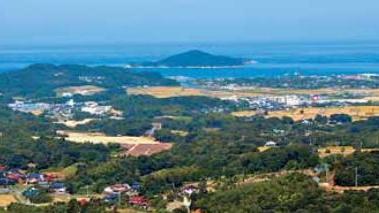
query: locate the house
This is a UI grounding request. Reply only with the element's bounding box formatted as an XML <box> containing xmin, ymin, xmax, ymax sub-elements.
<box><xmin>0</xmin><ymin>178</ymin><xmax>16</xmax><ymax>186</ymax></box>
<box><xmin>6</xmin><ymin>170</ymin><xmax>25</xmax><ymax>183</ymax></box>
<box><xmin>103</xmin><ymin>183</ymin><xmax>131</xmax><ymax>194</ymax></box>
<box><xmin>37</xmin><ymin>181</ymin><xmax>50</xmax><ymax>189</ymax></box>
<box><xmin>43</xmin><ymin>173</ymin><xmax>59</xmax><ymax>182</ymax></box>
<box><xmin>104</xmin><ymin>193</ymin><xmax>119</xmax><ymax>203</ymax></box>
<box><xmin>0</xmin><ymin>165</ymin><xmax>6</xmax><ymax>172</ymax></box>
<box><xmin>131</xmin><ymin>181</ymin><xmax>141</xmax><ymax>191</ymax></box>
<box><xmin>265</xmin><ymin>141</ymin><xmax>277</xmax><ymax>147</ymax></box>
<box><xmin>129</xmin><ymin>195</ymin><xmax>149</xmax><ymax>208</ymax></box>
<box><xmin>26</xmin><ymin>173</ymin><xmax>45</xmax><ymax>184</ymax></box>
<box><xmin>77</xmin><ymin>198</ymin><xmax>90</xmax><ymax>206</ymax></box>
<box><xmin>23</xmin><ymin>187</ymin><xmax>40</xmax><ymax>199</ymax></box>
<box><xmin>182</xmin><ymin>185</ymin><xmax>199</xmax><ymax>196</ymax></box>
<box><xmin>50</xmin><ymin>182</ymin><xmax>67</xmax><ymax>193</ymax></box>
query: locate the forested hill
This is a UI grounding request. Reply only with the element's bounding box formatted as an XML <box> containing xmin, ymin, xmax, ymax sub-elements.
<box><xmin>0</xmin><ymin>64</ymin><xmax>178</xmax><ymax>98</ymax></box>
<box><xmin>136</xmin><ymin>50</ymin><xmax>251</xmax><ymax>67</ymax></box>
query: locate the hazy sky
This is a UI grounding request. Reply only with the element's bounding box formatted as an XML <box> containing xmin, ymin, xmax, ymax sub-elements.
<box><xmin>1</xmin><ymin>0</ymin><xmax>379</xmax><ymax>45</ymax></box>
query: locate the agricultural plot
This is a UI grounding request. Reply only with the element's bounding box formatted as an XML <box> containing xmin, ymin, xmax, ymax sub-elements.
<box><xmin>233</xmin><ymin>106</ymin><xmax>379</xmax><ymax>121</ymax></box>
<box><xmin>58</xmin><ymin>131</ymin><xmax>160</xmax><ymax>145</ymax></box>
<box><xmin>57</xmin><ymin>131</ymin><xmax>173</xmax><ymax>157</ymax></box>
<box><xmin>318</xmin><ymin>146</ymin><xmax>379</xmax><ymax>158</ymax></box>
<box><xmin>0</xmin><ymin>194</ymin><xmax>17</xmax><ymax>207</ymax></box>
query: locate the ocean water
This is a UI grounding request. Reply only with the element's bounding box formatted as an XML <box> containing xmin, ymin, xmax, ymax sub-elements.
<box><xmin>1</xmin><ymin>42</ymin><xmax>379</xmax><ymax>78</ymax></box>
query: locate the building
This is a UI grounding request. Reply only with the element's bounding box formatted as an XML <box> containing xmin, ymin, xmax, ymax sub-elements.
<box><xmin>265</xmin><ymin>141</ymin><xmax>277</xmax><ymax>147</ymax></box>
<box><xmin>103</xmin><ymin>183</ymin><xmax>131</xmax><ymax>194</ymax></box>
<box><xmin>129</xmin><ymin>195</ymin><xmax>149</xmax><ymax>208</ymax></box>
<box><xmin>50</xmin><ymin>182</ymin><xmax>67</xmax><ymax>193</ymax></box>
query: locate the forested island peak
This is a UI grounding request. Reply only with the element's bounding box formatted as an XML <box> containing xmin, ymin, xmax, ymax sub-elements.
<box><xmin>132</xmin><ymin>49</ymin><xmax>253</xmax><ymax>68</ymax></box>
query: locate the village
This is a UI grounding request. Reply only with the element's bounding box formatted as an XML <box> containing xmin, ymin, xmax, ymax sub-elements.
<box><xmin>7</xmin><ymin>99</ymin><xmax>122</xmax><ymax>121</ymax></box>
<box><xmin>0</xmin><ymin>163</ymin><xmax>208</xmax><ymax>211</ymax></box>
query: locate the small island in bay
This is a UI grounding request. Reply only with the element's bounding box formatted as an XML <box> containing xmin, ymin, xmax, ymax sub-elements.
<box><xmin>130</xmin><ymin>50</ymin><xmax>254</xmax><ymax>68</ymax></box>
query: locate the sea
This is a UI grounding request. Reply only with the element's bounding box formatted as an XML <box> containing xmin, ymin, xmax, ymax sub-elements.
<box><xmin>1</xmin><ymin>41</ymin><xmax>379</xmax><ymax>79</ymax></box>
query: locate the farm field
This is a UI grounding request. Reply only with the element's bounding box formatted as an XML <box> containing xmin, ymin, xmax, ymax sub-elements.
<box><xmin>57</xmin><ymin>131</ymin><xmax>173</xmax><ymax>157</ymax></box>
<box><xmin>55</xmin><ymin>85</ymin><xmax>105</xmax><ymax>97</ymax></box>
<box><xmin>233</xmin><ymin>106</ymin><xmax>379</xmax><ymax>121</ymax></box>
<box><xmin>318</xmin><ymin>146</ymin><xmax>379</xmax><ymax>158</ymax></box>
<box><xmin>57</xmin><ymin>131</ymin><xmax>160</xmax><ymax>145</ymax></box>
<box><xmin>128</xmin><ymin>86</ymin><xmax>379</xmax><ymax>101</ymax></box>
<box><xmin>121</xmin><ymin>143</ymin><xmax>173</xmax><ymax>157</ymax></box>
<box><xmin>0</xmin><ymin>194</ymin><xmax>17</xmax><ymax>207</ymax></box>
<box><xmin>128</xmin><ymin>86</ymin><xmax>211</xmax><ymax>98</ymax></box>
<box><xmin>127</xmin><ymin>86</ymin><xmax>238</xmax><ymax>99</ymax></box>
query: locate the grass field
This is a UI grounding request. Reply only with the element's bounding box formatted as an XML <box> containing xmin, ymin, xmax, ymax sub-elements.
<box><xmin>43</xmin><ymin>164</ymin><xmax>79</xmax><ymax>179</ymax></box>
<box><xmin>318</xmin><ymin>146</ymin><xmax>356</xmax><ymax>158</ymax></box>
<box><xmin>55</xmin><ymin>85</ymin><xmax>105</xmax><ymax>97</ymax></box>
<box><xmin>318</xmin><ymin>146</ymin><xmax>379</xmax><ymax>158</ymax></box>
<box><xmin>128</xmin><ymin>86</ymin><xmax>205</xmax><ymax>98</ymax></box>
<box><xmin>233</xmin><ymin>106</ymin><xmax>379</xmax><ymax>121</ymax></box>
<box><xmin>128</xmin><ymin>86</ymin><xmax>379</xmax><ymax>101</ymax></box>
<box><xmin>128</xmin><ymin>86</ymin><xmax>237</xmax><ymax>99</ymax></box>
<box><xmin>235</xmin><ymin>87</ymin><xmax>379</xmax><ymax>97</ymax></box>
<box><xmin>0</xmin><ymin>194</ymin><xmax>17</xmax><ymax>207</ymax></box>
<box><xmin>58</xmin><ymin>131</ymin><xmax>160</xmax><ymax>145</ymax></box>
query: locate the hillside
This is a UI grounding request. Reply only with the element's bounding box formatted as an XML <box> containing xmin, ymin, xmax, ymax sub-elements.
<box><xmin>137</xmin><ymin>50</ymin><xmax>250</xmax><ymax>67</ymax></box>
<box><xmin>0</xmin><ymin>64</ymin><xmax>178</xmax><ymax>98</ymax></box>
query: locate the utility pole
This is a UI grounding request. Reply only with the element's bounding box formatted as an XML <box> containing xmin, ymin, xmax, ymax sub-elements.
<box><xmin>355</xmin><ymin>167</ymin><xmax>358</xmax><ymax>187</ymax></box>
<box><xmin>118</xmin><ymin>192</ymin><xmax>121</xmax><ymax>206</ymax></box>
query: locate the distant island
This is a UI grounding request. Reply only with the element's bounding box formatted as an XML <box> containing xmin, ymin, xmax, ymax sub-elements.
<box><xmin>129</xmin><ymin>50</ymin><xmax>254</xmax><ymax>68</ymax></box>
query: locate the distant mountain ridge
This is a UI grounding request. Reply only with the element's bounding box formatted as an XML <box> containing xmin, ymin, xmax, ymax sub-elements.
<box><xmin>132</xmin><ymin>50</ymin><xmax>252</xmax><ymax>68</ymax></box>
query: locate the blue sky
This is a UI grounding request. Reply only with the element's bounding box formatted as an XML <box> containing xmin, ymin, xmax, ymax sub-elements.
<box><xmin>1</xmin><ymin>0</ymin><xmax>379</xmax><ymax>45</ymax></box>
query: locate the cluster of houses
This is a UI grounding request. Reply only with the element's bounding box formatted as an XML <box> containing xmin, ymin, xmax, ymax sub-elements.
<box><xmin>8</xmin><ymin>99</ymin><xmax>121</xmax><ymax>121</ymax></box>
<box><xmin>0</xmin><ymin>165</ymin><xmax>67</xmax><ymax>199</ymax></box>
<box><xmin>102</xmin><ymin>182</ymin><xmax>149</xmax><ymax>209</ymax></box>
<box><xmin>81</xmin><ymin>101</ymin><xmax>112</xmax><ymax>116</ymax></box>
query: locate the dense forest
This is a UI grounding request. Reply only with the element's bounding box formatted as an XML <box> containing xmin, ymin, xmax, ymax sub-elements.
<box><xmin>0</xmin><ymin>106</ymin><xmax>113</xmax><ymax>169</ymax></box>
<box><xmin>194</xmin><ymin>173</ymin><xmax>379</xmax><ymax>213</ymax></box>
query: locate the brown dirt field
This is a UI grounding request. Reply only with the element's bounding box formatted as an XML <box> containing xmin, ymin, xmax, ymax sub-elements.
<box><xmin>128</xmin><ymin>86</ymin><xmax>205</xmax><ymax>98</ymax></box>
<box><xmin>0</xmin><ymin>194</ymin><xmax>17</xmax><ymax>207</ymax></box>
<box><xmin>232</xmin><ymin>111</ymin><xmax>257</xmax><ymax>117</ymax></box>
<box><xmin>318</xmin><ymin>146</ymin><xmax>379</xmax><ymax>158</ymax></box>
<box><xmin>128</xmin><ymin>86</ymin><xmax>235</xmax><ymax>99</ymax></box>
<box><xmin>57</xmin><ymin>131</ymin><xmax>160</xmax><ymax>145</ymax></box>
<box><xmin>55</xmin><ymin>85</ymin><xmax>105</xmax><ymax>97</ymax></box>
<box><xmin>56</xmin><ymin>131</ymin><xmax>172</xmax><ymax>157</ymax></box>
<box><xmin>121</xmin><ymin>143</ymin><xmax>173</xmax><ymax>157</ymax></box>
<box><xmin>233</xmin><ymin>106</ymin><xmax>379</xmax><ymax>121</ymax></box>
<box><xmin>318</xmin><ymin>146</ymin><xmax>355</xmax><ymax>158</ymax></box>
<box><xmin>128</xmin><ymin>86</ymin><xmax>379</xmax><ymax>101</ymax></box>
<box><xmin>320</xmin><ymin>182</ymin><xmax>379</xmax><ymax>193</ymax></box>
